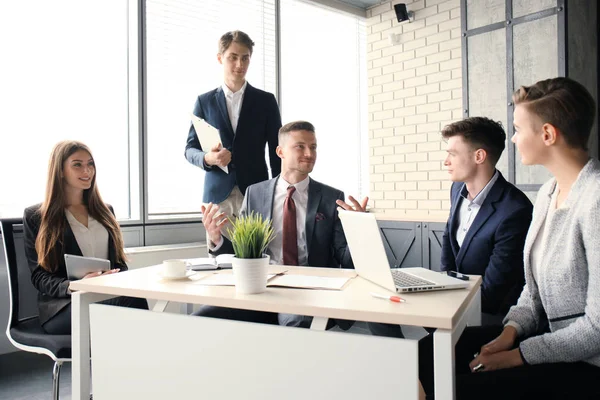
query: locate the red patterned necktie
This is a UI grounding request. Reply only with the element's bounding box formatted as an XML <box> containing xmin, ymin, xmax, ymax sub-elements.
<box><xmin>282</xmin><ymin>185</ymin><xmax>298</xmax><ymax>266</ymax></box>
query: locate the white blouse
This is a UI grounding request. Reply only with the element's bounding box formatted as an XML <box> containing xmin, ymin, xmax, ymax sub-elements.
<box><xmin>65</xmin><ymin>209</ymin><xmax>109</xmax><ymax>260</ymax></box>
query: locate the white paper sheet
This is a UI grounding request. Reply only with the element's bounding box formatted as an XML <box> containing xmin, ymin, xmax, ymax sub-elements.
<box><xmin>190</xmin><ymin>114</ymin><xmax>228</xmax><ymax>174</ymax></box>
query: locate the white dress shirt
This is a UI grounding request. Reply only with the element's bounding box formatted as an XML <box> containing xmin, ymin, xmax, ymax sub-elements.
<box><xmin>65</xmin><ymin>209</ymin><xmax>109</xmax><ymax>260</ymax></box>
<box><xmin>269</xmin><ymin>176</ymin><xmax>310</xmax><ymax>266</ymax></box>
<box><xmin>529</xmin><ymin>188</ymin><xmax>559</xmax><ymax>283</ymax></box>
<box><xmin>221</xmin><ymin>81</ymin><xmax>247</xmax><ymax>133</ymax></box>
<box><xmin>456</xmin><ymin>171</ymin><xmax>499</xmax><ymax>247</ymax></box>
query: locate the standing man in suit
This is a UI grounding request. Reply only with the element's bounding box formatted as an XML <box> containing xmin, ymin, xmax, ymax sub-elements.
<box><xmin>200</xmin><ymin>121</ymin><xmax>358</xmax><ymax>329</ymax></box>
<box><xmin>185</xmin><ymin>30</ymin><xmax>281</xmax><ymax>234</ymax></box>
<box><xmin>368</xmin><ymin>117</ymin><xmax>533</xmax><ymax>338</ymax></box>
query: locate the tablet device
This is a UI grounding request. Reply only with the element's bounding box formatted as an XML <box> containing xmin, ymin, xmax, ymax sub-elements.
<box><xmin>64</xmin><ymin>254</ymin><xmax>111</xmax><ymax>280</ymax></box>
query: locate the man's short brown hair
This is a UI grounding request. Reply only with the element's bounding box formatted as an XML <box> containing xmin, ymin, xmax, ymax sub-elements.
<box><xmin>441</xmin><ymin>117</ymin><xmax>506</xmax><ymax>166</ymax></box>
<box><xmin>218</xmin><ymin>30</ymin><xmax>255</xmax><ymax>55</ymax></box>
<box><xmin>513</xmin><ymin>77</ymin><xmax>596</xmax><ymax>150</ymax></box>
<box><xmin>278</xmin><ymin>121</ymin><xmax>315</xmax><ymax>144</ymax></box>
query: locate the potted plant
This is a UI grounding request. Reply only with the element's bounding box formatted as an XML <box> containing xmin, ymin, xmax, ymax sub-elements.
<box><xmin>227</xmin><ymin>211</ymin><xmax>276</xmax><ymax>294</ymax></box>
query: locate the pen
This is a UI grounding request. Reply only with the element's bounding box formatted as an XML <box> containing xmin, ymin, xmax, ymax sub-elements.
<box><xmin>370</xmin><ymin>292</ymin><xmax>406</xmax><ymax>303</ymax></box>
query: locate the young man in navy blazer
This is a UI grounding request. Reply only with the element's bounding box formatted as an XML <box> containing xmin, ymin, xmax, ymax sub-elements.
<box><xmin>369</xmin><ymin>117</ymin><xmax>533</xmax><ymax>338</ymax></box>
<box><xmin>185</xmin><ymin>30</ymin><xmax>282</xmax><ymax>230</ymax></box>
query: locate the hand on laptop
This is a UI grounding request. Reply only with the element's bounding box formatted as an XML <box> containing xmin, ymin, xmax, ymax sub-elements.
<box><xmin>202</xmin><ymin>203</ymin><xmax>230</xmax><ymax>245</ymax></box>
<box><xmin>82</xmin><ymin>269</ymin><xmax>120</xmax><ymax>279</ymax></box>
<box><xmin>336</xmin><ymin>195</ymin><xmax>369</xmax><ymax>213</ymax></box>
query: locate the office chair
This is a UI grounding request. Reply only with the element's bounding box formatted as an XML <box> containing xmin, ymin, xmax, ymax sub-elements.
<box><xmin>1</xmin><ymin>218</ymin><xmax>71</xmax><ymax>400</ymax></box>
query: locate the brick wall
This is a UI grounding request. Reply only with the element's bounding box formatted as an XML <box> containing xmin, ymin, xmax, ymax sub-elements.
<box><xmin>367</xmin><ymin>0</ymin><xmax>462</xmax><ymax>218</ymax></box>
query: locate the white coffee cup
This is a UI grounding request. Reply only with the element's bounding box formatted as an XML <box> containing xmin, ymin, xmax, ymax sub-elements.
<box><xmin>162</xmin><ymin>259</ymin><xmax>188</xmax><ymax>278</ymax></box>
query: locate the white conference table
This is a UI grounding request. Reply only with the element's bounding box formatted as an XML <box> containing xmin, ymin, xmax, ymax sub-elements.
<box><xmin>70</xmin><ymin>265</ymin><xmax>481</xmax><ymax>400</ymax></box>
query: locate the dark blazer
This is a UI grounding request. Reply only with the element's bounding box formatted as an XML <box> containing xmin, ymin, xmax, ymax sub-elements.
<box><xmin>212</xmin><ymin>176</ymin><xmax>354</xmax><ymax>269</ymax></box>
<box><xmin>23</xmin><ymin>204</ymin><xmax>128</xmax><ymax>325</ymax></box>
<box><xmin>441</xmin><ymin>172</ymin><xmax>533</xmax><ymax>316</ymax></box>
<box><xmin>184</xmin><ymin>83</ymin><xmax>282</xmax><ymax>204</ymax></box>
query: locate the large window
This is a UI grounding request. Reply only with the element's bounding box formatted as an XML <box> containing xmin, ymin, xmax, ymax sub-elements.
<box><xmin>280</xmin><ymin>0</ymin><xmax>368</xmax><ymax>199</ymax></box>
<box><xmin>145</xmin><ymin>0</ymin><xmax>277</xmax><ymax>217</ymax></box>
<box><xmin>0</xmin><ymin>0</ymin><xmax>139</xmax><ymax>220</ymax></box>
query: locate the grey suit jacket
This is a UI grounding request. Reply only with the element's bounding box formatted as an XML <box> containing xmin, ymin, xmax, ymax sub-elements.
<box><xmin>212</xmin><ymin>176</ymin><xmax>354</xmax><ymax>269</ymax></box>
<box><xmin>504</xmin><ymin>158</ymin><xmax>600</xmax><ymax>367</ymax></box>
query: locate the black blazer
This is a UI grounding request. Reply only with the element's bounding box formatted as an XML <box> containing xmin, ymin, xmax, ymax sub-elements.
<box><xmin>23</xmin><ymin>204</ymin><xmax>127</xmax><ymax>325</ymax></box>
<box><xmin>212</xmin><ymin>176</ymin><xmax>354</xmax><ymax>269</ymax></box>
<box><xmin>441</xmin><ymin>172</ymin><xmax>533</xmax><ymax>316</ymax></box>
<box><xmin>184</xmin><ymin>83</ymin><xmax>282</xmax><ymax>204</ymax></box>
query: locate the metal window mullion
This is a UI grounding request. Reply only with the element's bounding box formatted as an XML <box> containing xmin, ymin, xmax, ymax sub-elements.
<box><xmin>506</xmin><ymin>0</ymin><xmax>516</xmax><ymax>184</ymax></box>
<box><xmin>461</xmin><ymin>0</ymin><xmax>468</xmax><ymax>118</ymax></box>
<box><xmin>557</xmin><ymin>0</ymin><xmax>566</xmax><ymax>77</ymax></box>
<box><xmin>140</xmin><ymin>0</ymin><xmax>149</xmax><ymax>245</ymax></box>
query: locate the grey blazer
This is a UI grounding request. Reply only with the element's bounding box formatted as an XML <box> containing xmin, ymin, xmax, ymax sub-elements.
<box><xmin>212</xmin><ymin>176</ymin><xmax>354</xmax><ymax>269</ymax></box>
<box><xmin>504</xmin><ymin>158</ymin><xmax>600</xmax><ymax>367</ymax></box>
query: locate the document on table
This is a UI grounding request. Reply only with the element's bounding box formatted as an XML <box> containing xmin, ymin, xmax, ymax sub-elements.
<box><xmin>193</xmin><ymin>273</ymin><xmax>353</xmax><ymax>291</ymax></box>
<box><xmin>190</xmin><ymin>114</ymin><xmax>228</xmax><ymax>174</ymax></box>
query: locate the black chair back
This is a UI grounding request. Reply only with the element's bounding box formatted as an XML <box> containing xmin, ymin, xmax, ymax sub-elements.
<box><xmin>1</xmin><ymin>218</ymin><xmax>23</xmax><ymax>329</ymax></box>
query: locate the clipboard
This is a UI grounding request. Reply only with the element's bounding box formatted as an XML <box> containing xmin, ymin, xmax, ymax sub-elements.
<box><xmin>190</xmin><ymin>114</ymin><xmax>229</xmax><ymax>174</ymax></box>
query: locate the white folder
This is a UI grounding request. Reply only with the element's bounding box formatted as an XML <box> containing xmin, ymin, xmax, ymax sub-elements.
<box><xmin>190</xmin><ymin>114</ymin><xmax>229</xmax><ymax>174</ymax></box>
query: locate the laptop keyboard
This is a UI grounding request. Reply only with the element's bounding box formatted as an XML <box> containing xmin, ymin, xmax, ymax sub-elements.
<box><xmin>391</xmin><ymin>269</ymin><xmax>436</xmax><ymax>287</ymax></box>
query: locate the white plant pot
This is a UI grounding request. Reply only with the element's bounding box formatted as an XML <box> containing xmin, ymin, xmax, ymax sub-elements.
<box><xmin>231</xmin><ymin>255</ymin><xmax>270</xmax><ymax>294</ymax></box>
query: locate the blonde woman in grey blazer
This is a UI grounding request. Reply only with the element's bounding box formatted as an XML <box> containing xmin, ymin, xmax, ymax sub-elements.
<box><xmin>419</xmin><ymin>77</ymin><xmax>600</xmax><ymax>400</ymax></box>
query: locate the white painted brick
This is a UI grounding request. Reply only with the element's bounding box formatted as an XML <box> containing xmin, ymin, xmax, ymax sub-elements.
<box><xmin>385</xmin><ymin>191</ymin><xmax>406</xmax><ymax>199</ymax></box>
<box><xmin>374</xmin><ymin>146</ymin><xmax>394</xmax><ymax>155</ymax></box>
<box><xmin>451</xmin><ymin>48</ymin><xmax>462</xmax><ymax>59</ymax></box>
<box><xmin>383</xmin><ymin>62</ymin><xmax>408</xmax><ymax>75</ymax></box>
<box><xmin>370</xmin><ymin>3</ymin><xmax>392</xmax><ymax>17</ymax></box>
<box><xmin>426</xmin><ymin>51</ymin><xmax>452</xmax><ymax>64</ymax></box>
<box><xmin>452</xmin><ymin>109</ymin><xmax>463</xmax><ymax>119</ymax></box>
<box><xmin>417</xmin><ymin>103</ymin><xmax>440</xmax><ymax>114</ymax></box>
<box><xmin>383</xmin><ymin>118</ymin><xmax>404</xmax><ymax>129</ymax></box>
<box><xmin>414</xmin><ymin>25</ymin><xmax>439</xmax><ymax>39</ymax></box>
<box><xmin>374</xmin><ymin>91</ymin><xmax>394</xmax><ymax>103</ymax></box>
<box><xmin>370</xmin><ymin>137</ymin><xmax>383</xmax><ymax>147</ymax></box>
<box><xmin>438</xmin><ymin>17</ymin><xmax>460</xmax><ymax>32</ymax></box>
<box><xmin>418</xmin><ymin>161</ymin><xmax>441</xmax><ymax>171</ymax></box>
<box><xmin>373</xmin><ymin>38</ymin><xmax>391</xmax><ymax>51</ymax></box>
<box><xmin>426</xmin><ymin>11</ymin><xmax>450</xmax><ymax>26</ymax></box>
<box><xmin>374</xmin><ymin>74</ymin><xmax>394</xmax><ymax>85</ymax></box>
<box><xmin>368</xmin><ymin>85</ymin><xmax>382</xmax><ymax>96</ymax></box>
<box><xmin>403</xmin><ymin>0</ymin><xmax>425</xmax><ymax>11</ymax></box>
<box><xmin>416</xmin><ymin>83</ymin><xmax>440</xmax><ymax>95</ymax></box>
<box><xmin>406</xmin><ymin>152</ymin><xmax>428</xmax><ymax>163</ymax></box>
<box><xmin>427</xmin><ymin>70</ymin><xmax>452</xmax><ymax>84</ymax></box>
<box><xmin>375</xmin><ymin>200</ymin><xmax>396</xmax><ymax>209</ymax></box>
<box><xmin>428</xmin><ymin>90</ymin><xmax>452</xmax><ymax>103</ymax></box>
<box><xmin>405</xmin><ymin>114</ymin><xmax>428</xmax><ymax>125</ymax></box>
<box><xmin>383</xmin><ymin>80</ymin><xmax>404</xmax><ymax>92</ymax></box>
<box><xmin>370</xmin><ymin>155</ymin><xmax>384</xmax><ymax>165</ymax></box>
<box><xmin>374</xmin><ymin>109</ymin><xmax>394</xmax><ymax>120</ymax></box>
<box><xmin>450</xmin><ymin>7</ymin><xmax>460</xmax><ymax>19</ymax></box>
<box><xmin>395</xmin><ymin>163</ymin><xmax>417</xmax><ymax>172</ymax></box>
<box><xmin>369</xmin><ymin>103</ymin><xmax>383</xmax><ymax>113</ymax></box>
<box><xmin>429</xmin><ymin>190</ymin><xmax>449</xmax><ymax>200</ymax></box>
<box><xmin>405</xmin><ymin>133</ymin><xmax>428</xmax><ymax>143</ymax></box>
<box><xmin>452</xmin><ymin>88</ymin><xmax>462</xmax><ymax>99</ymax></box>
<box><xmin>374</xmin><ymin>164</ymin><xmax>394</xmax><ymax>173</ymax></box>
<box><xmin>438</xmin><ymin>0</ymin><xmax>459</xmax><ymax>13</ymax></box>
<box><xmin>428</xmin><ymin>132</ymin><xmax>444</xmax><ymax>142</ymax></box>
<box><xmin>406</xmin><ymin>171</ymin><xmax>428</xmax><ymax>181</ymax></box>
<box><xmin>405</xmin><ymin>95</ymin><xmax>428</xmax><ymax>106</ymax></box>
<box><xmin>396</xmin><ymin>181</ymin><xmax>417</xmax><ymax>191</ymax></box>
<box><xmin>395</xmin><ymin>125</ymin><xmax>417</xmax><ymax>135</ymax></box>
<box><xmin>373</xmin><ymin>127</ymin><xmax>395</xmax><ymax>138</ymax></box>
<box><xmin>369</xmin><ymin>120</ymin><xmax>383</xmax><ymax>130</ymax></box>
<box><xmin>426</xmin><ymin>0</ymin><xmax>452</xmax><ymax>6</ymax></box>
<box><xmin>381</xmin><ymin>10</ymin><xmax>398</xmax><ymax>22</ymax></box>
<box><xmin>404</xmin><ymin>56</ymin><xmax>427</xmax><ymax>70</ymax></box>
<box><xmin>418</xmin><ymin>200</ymin><xmax>441</xmax><ymax>209</ymax></box>
<box><xmin>396</xmin><ymin>200</ymin><xmax>418</xmax><ymax>209</ymax></box>
<box><xmin>368</xmin><ymin>13</ymin><xmax>382</xmax><ymax>25</ymax></box>
<box><xmin>401</xmin><ymin>19</ymin><xmax>426</xmax><ymax>33</ymax></box>
<box><xmin>416</xmin><ymin>63</ymin><xmax>440</xmax><ymax>76</ymax></box>
<box><xmin>382</xmin><ymin>44</ymin><xmax>407</xmax><ymax>58</ymax></box>
<box><xmin>440</xmin><ymin>98</ymin><xmax>462</xmax><ymax>111</ymax></box>
<box><xmin>370</xmin><ymin>173</ymin><xmax>384</xmax><ymax>183</ymax></box>
<box><xmin>394</xmin><ymin>50</ymin><xmax>417</xmax><ymax>63</ymax></box>
<box><xmin>415</xmin><ymin>5</ymin><xmax>441</xmax><ymax>20</ymax></box>
<box><xmin>404</xmin><ymin>75</ymin><xmax>427</xmax><ymax>88</ymax></box>
<box><xmin>416</xmin><ymin>122</ymin><xmax>440</xmax><ymax>133</ymax></box>
<box><xmin>451</xmin><ymin>28</ymin><xmax>462</xmax><ymax>39</ymax></box>
<box><xmin>428</xmin><ymin>170</ymin><xmax>451</xmax><ymax>180</ymax></box>
<box><xmin>368</xmin><ymin>67</ymin><xmax>382</xmax><ymax>78</ymax></box>
<box><xmin>373</xmin><ymin>55</ymin><xmax>394</xmax><ymax>68</ymax></box>
<box><xmin>383</xmin><ymin>99</ymin><xmax>405</xmax><ymax>110</ymax></box>
<box><xmin>440</xmin><ymin>78</ymin><xmax>461</xmax><ymax>91</ymax></box>
<box><xmin>394</xmin><ymin>87</ymin><xmax>417</xmax><ymax>99</ymax></box>
<box><xmin>416</xmin><ymin>44</ymin><xmax>439</xmax><ymax>58</ymax></box>
<box><xmin>442</xmin><ymin>181</ymin><xmax>452</xmax><ymax>190</ymax></box>
<box><xmin>426</xmin><ymin>31</ymin><xmax>451</xmax><ymax>45</ymax></box>
<box><xmin>394</xmin><ymin>106</ymin><xmax>417</xmax><ymax>117</ymax></box>
<box><xmin>370</xmin><ymin>191</ymin><xmax>384</xmax><ymax>200</ymax></box>
<box><xmin>368</xmin><ymin>32</ymin><xmax>382</xmax><ymax>44</ymax></box>
<box><xmin>418</xmin><ymin>141</ymin><xmax>441</xmax><ymax>152</ymax></box>
<box><xmin>418</xmin><ymin>180</ymin><xmax>441</xmax><ymax>190</ymax></box>
<box><xmin>428</xmin><ymin>110</ymin><xmax>453</xmax><ymax>122</ymax></box>
<box><xmin>440</xmin><ymin>58</ymin><xmax>461</xmax><ymax>71</ymax></box>
<box><xmin>384</xmin><ymin>154</ymin><xmax>405</xmax><ymax>163</ymax></box>
<box><xmin>428</xmin><ymin>150</ymin><xmax>448</xmax><ymax>161</ymax></box>
<box><xmin>372</xmin><ymin>20</ymin><xmax>392</xmax><ymax>34</ymax></box>
<box><xmin>403</xmin><ymin>38</ymin><xmax>427</xmax><ymax>51</ymax></box>
<box><xmin>393</xmin><ymin>69</ymin><xmax>417</xmax><ymax>80</ymax></box>
<box><xmin>407</xmin><ymin>191</ymin><xmax>428</xmax><ymax>200</ymax></box>
<box><xmin>452</xmin><ymin>68</ymin><xmax>462</xmax><ymax>79</ymax></box>
<box><xmin>395</xmin><ymin>143</ymin><xmax>418</xmax><ymax>154</ymax></box>
<box><xmin>439</xmin><ymin>38</ymin><xmax>461</xmax><ymax>51</ymax></box>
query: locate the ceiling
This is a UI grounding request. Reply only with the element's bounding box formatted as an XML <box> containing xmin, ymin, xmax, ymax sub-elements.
<box><xmin>336</xmin><ymin>0</ymin><xmax>383</xmax><ymax>10</ymax></box>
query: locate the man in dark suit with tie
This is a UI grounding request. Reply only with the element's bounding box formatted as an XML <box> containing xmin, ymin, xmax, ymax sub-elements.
<box><xmin>199</xmin><ymin>121</ymin><xmax>360</xmax><ymax>329</ymax></box>
<box><xmin>185</xmin><ymin>30</ymin><xmax>281</xmax><ymax>231</ymax></box>
<box><xmin>368</xmin><ymin>117</ymin><xmax>533</xmax><ymax>338</ymax></box>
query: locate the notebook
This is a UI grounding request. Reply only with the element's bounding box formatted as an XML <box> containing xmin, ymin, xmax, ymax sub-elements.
<box><xmin>185</xmin><ymin>254</ymin><xmax>234</xmax><ymax>271</ymax></box>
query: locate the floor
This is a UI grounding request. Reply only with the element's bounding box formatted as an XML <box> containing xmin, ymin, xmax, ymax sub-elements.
<box><xmin>0</xmin><ymin>322</ymin><xmax>426</xmax><ymax>400</ymax></box>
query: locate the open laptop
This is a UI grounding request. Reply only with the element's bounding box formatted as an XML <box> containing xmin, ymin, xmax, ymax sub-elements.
<box><xmin>64</xmin><ymin>254</ymin><xmax>110</xmax><ymax>280</ymax></box>
<box><xmin>338</xmin><ymin>210</ymin><xmax>469</xmax><ymax>293</ymax></box>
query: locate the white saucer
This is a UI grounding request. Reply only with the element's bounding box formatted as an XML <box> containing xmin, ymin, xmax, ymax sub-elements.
<box><xmin>158</xmin><ymin>270</ymin><xmax>196</xmax><ymax>281</ymax></box>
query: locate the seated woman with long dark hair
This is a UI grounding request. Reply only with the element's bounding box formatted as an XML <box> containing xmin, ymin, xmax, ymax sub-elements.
<box><xmin>23</xmin><ymin>140</ymin><xmax>147</xmax><ymax>335</ymax></box>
